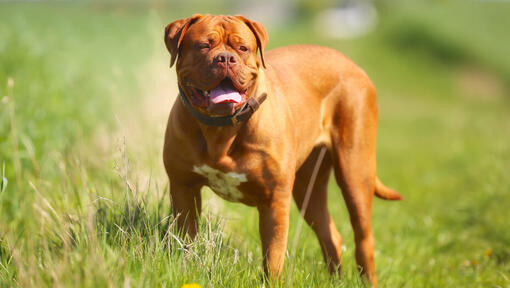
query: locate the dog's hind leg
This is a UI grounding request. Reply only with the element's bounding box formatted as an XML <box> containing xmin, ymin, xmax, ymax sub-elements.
<box><xmin>330</xmin><ymin>79</ymin><xmax>379</xmax><ymax>286</ymax></box>
<box><xmin>292</xmin><ymin>145</ymin><xmax>343</xmax><ymax>274</ymax></box>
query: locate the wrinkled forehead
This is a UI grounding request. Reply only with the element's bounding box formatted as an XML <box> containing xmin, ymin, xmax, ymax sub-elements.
<box><xmin>186</xmin><ymin>15</ymin><xmax>255</xmax><ymax>43</ymax></box>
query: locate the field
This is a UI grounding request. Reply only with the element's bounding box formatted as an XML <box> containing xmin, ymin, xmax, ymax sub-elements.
<box><xmin>1</xmin><ymin>1</ymin><xmax>510</xmax><ymax>287</ymax></box>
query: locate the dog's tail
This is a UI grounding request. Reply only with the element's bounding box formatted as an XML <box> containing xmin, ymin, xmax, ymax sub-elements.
<box><xmin>375</xmin><ymin>177</ymin><xmax>403</xmax><ymax>200</ymax></box>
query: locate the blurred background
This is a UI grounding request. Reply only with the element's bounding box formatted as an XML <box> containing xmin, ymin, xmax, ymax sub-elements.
<box><xmin>1</xmin><ymin>0</ymin><xmax>509</xmax><ymax>287</ymax></box>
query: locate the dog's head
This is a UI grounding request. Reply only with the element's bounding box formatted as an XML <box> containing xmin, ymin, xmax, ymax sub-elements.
<box><xmin>164</xmin><ymin>14</ymin><xmax>268</xmax><ymax>116</ymax></box>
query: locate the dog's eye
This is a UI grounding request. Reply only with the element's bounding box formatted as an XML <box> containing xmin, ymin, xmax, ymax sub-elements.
<box><xmin>197</xmin><ymin>43</ymin><xmax>210</xmax><ymax>50</ymax></box>
<box><xmin>239</xmin><ymin>45</ymin><xmax>248</xmax><ymax>52</ymax></box>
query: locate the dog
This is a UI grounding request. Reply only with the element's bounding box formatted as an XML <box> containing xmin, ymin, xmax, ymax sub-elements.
<box><xmin>163</xmin><ymin>14</ymin><xmax>402</xmax><ymax>286</ymax></box>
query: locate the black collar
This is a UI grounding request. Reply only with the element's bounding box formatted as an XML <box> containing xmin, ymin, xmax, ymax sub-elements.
<box><xmin>178</xmin><ymin>84</ymin><xmax>267</xmax><ymax>127</ymax></box>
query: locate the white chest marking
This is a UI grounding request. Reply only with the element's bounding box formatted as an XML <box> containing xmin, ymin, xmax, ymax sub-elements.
<box><xmin>193</xmin><ymin>165</ymin><xmax>247</xmax><ymax>202</ymax></box>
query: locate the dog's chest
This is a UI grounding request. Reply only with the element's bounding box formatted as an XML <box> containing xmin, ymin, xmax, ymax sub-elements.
<box><xmin>193</xmin><ymin>165</ymin><xmax>247</xmax><ymax>202</ymax></box>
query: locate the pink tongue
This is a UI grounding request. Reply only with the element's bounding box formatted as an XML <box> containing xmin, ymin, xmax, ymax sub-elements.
<box><xmin>209</xmin><ymin>86</ymin><xmax>242</xmax><ymax>104</ymax></box>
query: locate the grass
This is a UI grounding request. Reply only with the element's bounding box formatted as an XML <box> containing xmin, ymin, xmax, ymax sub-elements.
<box><xmin>1</xmin><ymin>1</ymin><xmax>510</xmax><ymax>287</ymax></box>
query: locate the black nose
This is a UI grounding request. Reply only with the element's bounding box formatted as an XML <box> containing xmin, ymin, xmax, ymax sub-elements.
<box><xmin>214</xmin><ymin>52</ymin><xmax>237</xmax><ymax>66</ymax></box>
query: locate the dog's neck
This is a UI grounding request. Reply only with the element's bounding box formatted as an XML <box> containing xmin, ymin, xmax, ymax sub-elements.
<box><xmin>196</xmin><ymin>68</ymin><xmax>269</xmax><ymax>162</ymax></box>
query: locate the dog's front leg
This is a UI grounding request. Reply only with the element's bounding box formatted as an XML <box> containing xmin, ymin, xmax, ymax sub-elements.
<box><xmin>170</xmin><ymin>181</ymin><xmax>202</xmax><ymax>239</ymax></box>
<box><xmin>257</xmin><ymin>190</ymin><xmax>292</xmax><ymax>280</ymax></box>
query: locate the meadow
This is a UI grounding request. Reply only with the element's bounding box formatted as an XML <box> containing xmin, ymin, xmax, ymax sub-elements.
<box><xmin>1</xmin><ymin>1</ymin><xmax>509</xmax><ymax>287</ymax></box>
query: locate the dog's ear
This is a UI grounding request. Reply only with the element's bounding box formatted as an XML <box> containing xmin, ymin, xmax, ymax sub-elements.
<box><xmin>235</xmin><ymin>15</ymin><xmax>268</xmax><ymax>69</ymax></box>
<box><xmin>164</xmin><ymin>14</ymin><xmax>202</xmax><ymax>68</ymax></box>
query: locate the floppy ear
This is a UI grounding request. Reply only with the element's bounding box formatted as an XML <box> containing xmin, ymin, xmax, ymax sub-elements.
<box><xmin>164</xmin><ymin>14</ymin><xmax>202</xmax><ymax>68</ymax></box>
<box><xmin>235</xmin><ymin>15</ymin><xmax>268</xmax><ymax>69</ymax></box>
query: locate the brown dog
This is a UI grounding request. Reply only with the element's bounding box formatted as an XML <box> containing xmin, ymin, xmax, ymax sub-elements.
<box><xmin>163</xmin><ymin>14</ymin><xmax>401</xmax><ymax>286</ymax></box>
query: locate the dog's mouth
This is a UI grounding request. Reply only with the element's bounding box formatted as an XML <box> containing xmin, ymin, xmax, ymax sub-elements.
<box><xmin>183</xmin><ymin>78</ymin><xmax>252</xmax><ymax>116</ymax></box>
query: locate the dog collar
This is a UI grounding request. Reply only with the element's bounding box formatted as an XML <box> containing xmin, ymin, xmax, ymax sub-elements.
<box><xmin>178</xmin><ymin>84</ymin><xmax>267</xmax><ymax>127</ymax></box>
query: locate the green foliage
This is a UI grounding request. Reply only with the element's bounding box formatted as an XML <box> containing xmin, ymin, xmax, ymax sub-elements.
<box><xmin>0</xmin><ymin>1</ymin><xmax>509</xmax><ymax>287</ymax></box>
<box><xmin>381</xmin><ymin>1</ymin><xmax>510</xmax><ymax>83</ymax></box>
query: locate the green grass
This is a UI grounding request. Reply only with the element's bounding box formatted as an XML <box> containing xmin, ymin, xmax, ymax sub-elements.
<box><xmin>1</xmin><ymin>1</ymin><xmax>510</xmax><ymax>287</ymax></box>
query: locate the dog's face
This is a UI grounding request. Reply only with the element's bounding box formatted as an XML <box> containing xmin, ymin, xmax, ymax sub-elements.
<box><xmin>165</xmin><ymin>14</ymin><xmax>268</xmax><ymax>116</ymax></box>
